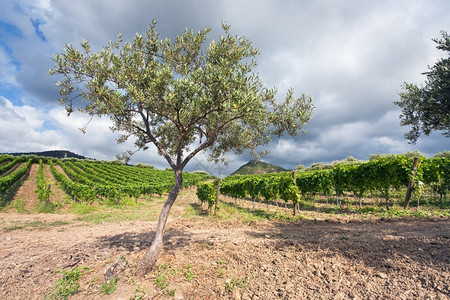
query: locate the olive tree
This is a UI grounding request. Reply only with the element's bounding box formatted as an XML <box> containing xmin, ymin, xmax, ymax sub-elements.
<box><xmin>395</xmin><ymin>31</ymin><xmax>450</xmax><ymax>144</ymax></box>
<box><xmin>49</xmin><ymin>21</ymin><xmax>314</xmax><ymax>274</ymax></box>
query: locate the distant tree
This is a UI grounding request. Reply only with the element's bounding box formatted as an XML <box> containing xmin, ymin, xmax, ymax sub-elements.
<box><xmin>331</xmin><ymin>156</ymin><xmax>363</xmax><ymax>166</ymax></box>
<box><xmin>434</xmin><ymin>150</ymin><xmax>450</xmax><ymax>158</ymax></box>
<box><xmin>369</xmin><ymin>153</ymin><xmax>397</xmax><ymax>161</ymax></box>
<box><xmin>310</xmin><ymin>163</ymin><xmax>333</xmax><ymax>170</ymax></box>
<box><xmin>49</xmin><ymin>21</ymin><xmax>314</xmax><ymax>274</ymax></box>
<box><xmin>296</xmin><ymin>164</ymin><xmax>307</xmax><ymax>171</ymax></box>
<box><xmin>395</xmin><ymin>31</ymin><xmax>450</xmax><ymax>144</ymax></box>
<box><xmin>403</xmin><ymin>150</ymin><xmax>425</xmax><ymax>158</ymax></box>
<box><xmin>135</xmin><ymin>163</ymin><xmax>154</xmax><ymax>169</ymax></box>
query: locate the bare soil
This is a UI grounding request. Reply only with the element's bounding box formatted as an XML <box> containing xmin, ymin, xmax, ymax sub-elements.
<box><xmin>0</xmin><ymin>174</ymin><xmax>449</xmax><ymax>299</ymax></box>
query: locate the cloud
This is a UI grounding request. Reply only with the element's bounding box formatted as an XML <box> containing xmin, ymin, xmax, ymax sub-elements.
<box><xmin>0</xmin><ymin>0</ymin><xmax>449</xmax><ymax>176</ymax></box>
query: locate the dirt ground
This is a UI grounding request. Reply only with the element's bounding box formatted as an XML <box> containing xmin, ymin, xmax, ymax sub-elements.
<box><xmin>0</xmin><ymin>173</ymin><xmax>449</xmax><ymax>299</ymax></box>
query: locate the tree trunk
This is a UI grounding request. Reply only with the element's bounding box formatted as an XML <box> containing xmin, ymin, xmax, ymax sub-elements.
<box><xmin>137</xmin><ymin>170</ymin><xmax>183</xmax><ymax>275</ymax></box>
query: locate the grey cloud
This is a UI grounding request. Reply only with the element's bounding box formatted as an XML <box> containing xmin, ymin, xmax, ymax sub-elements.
<box><xmin>1</xmin><ymin>0</ymin><xmax>449</xmax><ymax>175</ymax></box>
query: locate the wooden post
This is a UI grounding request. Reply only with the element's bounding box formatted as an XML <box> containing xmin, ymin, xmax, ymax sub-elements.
<box><xmin>404</xmin><ymin>157</ymin><xmax>419</xmax><ymax>209</ymax></box>
<box><xmin>214</xmin><ymin>177</ymin><xmax>221</xmax><ymax>215</ymax></box>
<box><xmin>292</xmin><ymin>170</ymin><xmax>297</xmax><ymax>216</ymax></box>
<box><xmin>116</xmin><ymin>186</ymin><xmax>122</xmax><ymax>205</ymax></box>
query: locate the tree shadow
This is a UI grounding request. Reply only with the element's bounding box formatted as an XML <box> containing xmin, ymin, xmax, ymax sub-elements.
<box><xmin>244</xmin><ymin>218</ymin><xmax>450</xmax><ymax>274</ymax></box>
<box><xmin>96</xmin><ymin>228</ymin><xmax>195</xmax><ymax>252</ymax></box>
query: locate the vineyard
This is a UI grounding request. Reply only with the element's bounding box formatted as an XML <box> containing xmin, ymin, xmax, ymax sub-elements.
<box><xmin>0</xmin><ymin>154</ymin><xmax>211</xmax><ymax>208</ymax></box>
<box><xmin>1</xmin><ymin>154</ymin><xmax>449</xmax><ymax>216</ymax></box>
<box><xmin>0</xmin><ymin>153</ymin><xmax>449</xmax><ymax>299</ymax></box>
<box><xmin>198</xmin><ymin>155</ymin><xmax>449</xmax><ymax>217</ymax></box>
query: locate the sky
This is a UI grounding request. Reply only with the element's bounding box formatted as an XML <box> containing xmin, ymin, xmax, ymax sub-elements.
<box><xmin>0</xmin><ymin>0</ymin><xmax>449</xmax><ymax>176</ymax></box>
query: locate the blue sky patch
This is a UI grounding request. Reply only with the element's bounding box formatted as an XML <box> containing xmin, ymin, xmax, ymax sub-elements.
<box><xmin>31</xmin><ymin>19</ymin><xmax>47</xmax><ymax>42</ymax></box>
<box><xmin>0</xmin><ymin>21</ymin><xmax>22</xmax><ymax>38</ymax></box>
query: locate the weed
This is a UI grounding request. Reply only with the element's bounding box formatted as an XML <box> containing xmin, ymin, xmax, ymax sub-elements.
<box><xmin>216</xmin><ymin>268</ymin><xmax>226</xmax><ymax>278</ymax></box>
<box><xmin>202</xmin><ymin>240</ymin><xmax>214</xmax><ymax>248</ymax></box>
<box><xmin>3</xmin><ymin>220</ymin><xmax>70</xmax><ymax>232</ymax></box>
<box><xmin>154</xmin><ymin>272</ymin><xmax>168</xmax><ymax>290</ymax></box>
<box><xmin>225</xmin><ymin>274</ymin><xmax>252</xmax><ymax>292</ymax></box>
<box><xmin>184</xmin><ymin>264</ymin><xmax>196</xmax><ymax>281</ymax></box>
<box><xmin>11</xmin><ymin>198</ymin><xmax>27</xmax><ymax>213</ymax></box>
<box><xmin>101</xmin><ymin>277</ymin><xmax>118</xmax><ymax>295</ymax></box>
<box><xmin>72</xmin><ymin>203</ymin><xmax>98</xmax><ymax>215</ymax></box>
<box><xmin>46</xmin><ymin>266</ymin><xmax>89</xmax><ymax>300</ymax></box>
<box><xmin>153</xmin><ymin>263</ymin><xmax>178</xmax><ymax>296</ymax></box>
<box><xmin>167</xmin><ymin>288</ymin><xmax>176</xmax><ymax>297</ymax></box>
<box><xmin>339</xmin><ymin>235</ymin><xmax>349</xmax><ymax>241</ymax></box>
<box><xmin>35</xmin><ymin>201</ymin><xmax>60</xmax><ymax>213</ymax></box>
<box><xmin>130</xmin><ymin>284</ymin><xmax>146</xmax><ymax>300</ymax></box>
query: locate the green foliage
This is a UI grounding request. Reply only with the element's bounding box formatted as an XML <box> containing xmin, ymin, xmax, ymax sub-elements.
<box><xmin>101</xmin><ymin>277</ymin><xmax>118</xmax><ymax>295</ymax></box>
<box><xmin>46</xmin><ymin>267</ymin><xmax>88</xmax><ymax>300</ymax></box>
<box><xmin>278</xmin><ymin>173</ymin><xmax>300</xmax><ymax>204</ymax></box>
<box><xmin>153</xmin><ymin>263</ymin><xmax>177</xmax><ymax>296</ymax></box>
<box><xmin>434</xmin><ymin>150</ymin><xmax>450</xmax><ymax>158</ymax></box>
<box><xmin>11</xmin><ymin>198</ymin><xmax>26</xmax><ymax>213</ymax></box>
<box><xmin>134</xmin><ymin>163</ymin><xmax>154</xmax><ymax>169</ymax></box>
<box><xmin>35</xmin><ymin>160</ymin><xmax>52</xmax><ymax>202</ymax></box>
<box><xmin>49</xmin><ymin>20</ymin><xmax>313</xmax><ymax>174</ymax></box>
<box><xmin>0</xmin><ymin>157</ymin><xmax>21</xmax><ymax>175</ymax></box>
<box><xmin>225</xmin><ymin>274</ymin><xmax>252</xmax><ymax>292</ymax></box>
<box><xmin>0</xmin><ymin>159</ymin><xmax>33</xmax><ymax>205</ymax></box>
<box><xmin>395</xmin><ymin>31</ymin><xmax>450</xmax><ymax>143</ymax></box>
<box><xmin>196</xmin><ymin>181</ymin><xmax>217</xmax><ymax>205</ymax></box>
<box><xmin>222</xmin><ymin>154</ymin><xmax>449</xmax><ymax>209</ymax></box>
<box><xmin>221</xmin><ymin>172</ymin><xmax>299</xmax><ymax>205</ymax></box>
<box><xmin>184</xmin><ymin>264</ymin><xmax>196</xmax><ymax>281</ymax></box>
<box><xmin>47</xmin><ymin>158</ymin><xmax>209</xmax><ymax>204</ymax></box>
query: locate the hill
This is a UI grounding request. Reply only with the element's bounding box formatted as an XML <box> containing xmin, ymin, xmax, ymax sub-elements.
<box><xmin>231</xmin><ymin>159</ymin><xmax>288</xmax><ymax>175</ymax></box>
<box><xmin>5</xmin><ymin>150</ymin><xmax>88</xmax><ymax>159</ymax></box>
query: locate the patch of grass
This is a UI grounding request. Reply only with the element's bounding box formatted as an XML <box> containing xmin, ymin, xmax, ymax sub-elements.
<box><xmin>184</xmin><ymin>264</ymin><xmax>196</xmax><ymax>281</ymax></box>
<box><xmin>225</xmin><ymin>274</ymin><xmax>252</xmax><ymax>292</ymax></box>
<box><xmin>183</xmin><ymin>203</ymin><xmax>205</xmax><ymax>219</ymax></box>
<box><xmin>11</xmin><ymin>198</ymin><xmax>27</xmax><ymax>213</ymax></box>
<box><xmin>152</xmin><ymin>263</ymin><xmax>178</xmax><ymax>296</ymax></box>
<box><xmin>101</xmin><ymin>277</ymin><xmax>118</xmax><ymax>295</ymax></box>
<box><xmin>78</xmin><ymin>212</ymin><xmax>112</xmax><ymax>224</ymax></box>
<box><xmin>76</xmin><ymin>205</ymin><xmax>159</xmax><ymax>224</ymax></box>
<box><xmin>103</xmin><ymin>196</ymin><xmax>140</xmax><ymax>207</ymax></box>
<box><xmin>71</xmin><ymin>199</ymin><xmax>162</xmax><ymax>224</ymax></box>
<box><xmin>185</xmin><ymin>201</ymin><xmax>308</xmax><ymax>223</ymax></box>
<box><xmin>216</xmin><ymin>268</ymin><xmax>226</xmax><ymax>278</ymax></box>
<box><xmin>35</xmin><ymin>201</ymin><xmax>60</xmax><ymax>213</ymax></box>
<box><xmin>3</xmin><ymin>220</ymin><xmax>70</xmax><ymax>232</ymax></box>
<box><xmin>46</xmin><ymin>266</ymin><xmax>89</xmax><ymax>300</ymax></box>
<box><xmin>131</xmin><ymin>284</ymin><xmax>146</xmax><ymax>300</ymax></box>
<box><xmin>72</xmin><ymin>203</ymin><xmax>98</xmax><ymax>215</ymax></box>
<box><xmin>360</xmin><ymin>206</ymin><xmax>379</xmax><ymax>214</ymax></box>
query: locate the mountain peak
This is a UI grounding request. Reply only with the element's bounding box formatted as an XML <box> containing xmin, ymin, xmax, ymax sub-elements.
<box><xmin>231</xmin><ymin>160</ymin><xmax>288</xmax><ymax>175</ymax></box>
